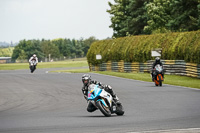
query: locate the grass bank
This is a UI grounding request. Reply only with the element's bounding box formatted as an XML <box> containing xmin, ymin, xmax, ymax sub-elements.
<box><xmin>51</xmin><ymin>68</ymin><xmax>90</xmax><ymax>73</ymax></box>
<box><xmin>94</xmin><ymin>71</ymin><xmax>200</xmax><ymax>89</ymax></box>
<box><xmin>1</xmin><ymin>59</ymin><xmax>199</xmax><ymax>89</ymax></box>
<box><xmin>52</xmin><ymin>69</ymin><xmax>200</xmax><ymax>89</ymax></box>
<box><xmin>0</xmin><ymin>58</ymin><xmax>88</xmax><ymax>70</ymax></box>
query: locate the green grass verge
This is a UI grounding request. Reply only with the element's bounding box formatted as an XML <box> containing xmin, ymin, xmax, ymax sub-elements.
<box><xmin>1</xmin><ymin>58</ymin><xmax>199</xmax><ymax>89</ymax></box>
<box><xmin>51</xmin><ymin>69</ymin><xmax>200</xmax><ymax>89</ymax></box>
<box><xmin>51</xmin><ymin>68</ymin><xmax>90</xmax><ymax>73</ymax></box>
<box><xmin>0</xmin><ymin>58</ymin><xmax>88</xmax><ymax>70</ymax></box>
<box><xmin>94</xmin><ymin>71</ymin><xmax>200</xmax><ymax>89</ymax></box>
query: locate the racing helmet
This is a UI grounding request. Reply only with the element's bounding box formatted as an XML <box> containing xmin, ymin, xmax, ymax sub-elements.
<box><xmin>155</xmin><ymin>57</ymin><xmax>160</xmax><ymax>63</ymax></box>
<box><xmin>82</xmin><ymin>74</ymin><xmax>91</xmax><ymax>86</ymax></box>
<box><xmin>33</xmin><ymin>54</ymin><xmax>37</xmax><ymax>57</ymax></box>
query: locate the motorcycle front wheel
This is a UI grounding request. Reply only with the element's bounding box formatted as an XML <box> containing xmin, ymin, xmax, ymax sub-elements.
<box><xmin>30</xmin><ymin>66</ymin><xmax>34</xmax><ymax>73</ymax></box>
<box><xmin>96</xmin><ymin>100</ymin><xmax>111</xmax><ymax>117</ymax></box>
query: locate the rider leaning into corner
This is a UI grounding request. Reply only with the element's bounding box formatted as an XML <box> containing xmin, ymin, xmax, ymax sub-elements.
<box><xmin>151</xmin><ymin>57</ymin><xmax>164</xmax><ymax>81</ymax></box>
<box><xmin>29</xmin><ymin>54</ymin><xmax>38</xmax><ymax>68</ymax></box>
<box><xmin>81</xmin><ymin>74</ymin><xmax>121</xmax><ymax>112</ymax></box>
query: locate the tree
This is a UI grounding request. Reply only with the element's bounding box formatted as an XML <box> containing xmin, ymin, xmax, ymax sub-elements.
<box><xmin>169</xmin><ymin>0</ymin><xmax>200</xmax><ymax>31</ymax></box>
<box><xmin>11</xmin><ymin>37</ymin><xmax>98</xmax><ymax>62</ymax></box>
<box><xmin>144</xmin><ymin>0</ymin><xmax>173</xmax><ymax>34</ymax></box>
<box><xmin>17</xmin><ymin>50</ymin><xmax>27</xmax><ymax>60</ymax></box>
<box><xmin>198</xmin><ymin>3</ymin><xmax>200</xmax><ymax>29</ymax></box>
<box><xmin>127</xmin><ymin>0</ymin><xmax>150</xmax><ymax>35</ymax></box>
<box><xmin>41</xmin><ymin>40</ymin><xmax>60</xmax><ymax>60</ymax></box>
<box><xmin>107</xmin><ymin>0</ymin><xmax>129</xmax><ymax>37</ymax></box>
<box><xmin>62</xmin><ymin>39</ymin><xmax>72</xmax><ymax>58</ymax></box>
<box><xmin>107</xmin><ymin>0</ymin><xmax>200</xmax><ymax>36</ymax></box>
<box><xmin>82</xmin><ymin>36</ymin><xmax>98</xmax><ymax>56</ymax></box>
<box><xmin>12</xmin><ymin>40</ymin><xmax>27</xmax><ymax>61</ymax></box>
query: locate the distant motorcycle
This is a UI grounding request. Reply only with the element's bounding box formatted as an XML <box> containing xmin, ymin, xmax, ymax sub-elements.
<box><xmin>87</xmin><ymin>84</ymin><xmax>124</xmax><ymax>117</ymax></box>
<box><xmin>152</xmin><ymin>64</ymin><xmax>164</xmax><ymax>86</ymax></box>
<box><xmin>29</xmin><ymin>60</ymin><xmax>37</xmax><ymax>73</ymax></box>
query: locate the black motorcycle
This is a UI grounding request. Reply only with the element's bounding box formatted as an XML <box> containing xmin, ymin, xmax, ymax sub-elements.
<box><xmin>29</xmin><ymin>60</ymin><xmax>37</xmax><ymax>73</ymax></box>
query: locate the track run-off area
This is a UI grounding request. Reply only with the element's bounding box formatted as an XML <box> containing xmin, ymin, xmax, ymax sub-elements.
<box><xmin>0</xmin><ymin>68</ymin><xmax>200</xmax><ymax>133</ymax></box>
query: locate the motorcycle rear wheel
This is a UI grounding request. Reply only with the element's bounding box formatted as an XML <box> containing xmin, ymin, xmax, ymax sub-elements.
<box><xmin>116</xmin><ymin>104</ymin><xmax>124</xmax><ymax>116</ymax></box>
<box><xmin>159</xmin><ymin>76</ymin><xmax>162</xmax><ymax>86</ymax></box>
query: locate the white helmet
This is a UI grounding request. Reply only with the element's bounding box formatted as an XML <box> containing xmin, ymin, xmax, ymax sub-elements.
<box><xmin>33</xmin><ymin>54</ymin><xmax>36</xmax><ymax>57</ymax></box>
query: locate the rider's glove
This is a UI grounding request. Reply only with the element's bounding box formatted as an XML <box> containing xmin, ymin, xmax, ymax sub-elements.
<box><xmin>91</xmin><ymin>80</ymin><xmax>97</xmax><ymax>84</ymax></box>
<box><xmin>82</xmin><ymin>87</ymin><xmax>87</xmax><ymax>95</ymax></box>
<box><xmin>98</xmin><ymin>82</ymin><xmax>102</xmax><ymax>86</ymax></box>
<box><xmin>84</xmin><ymin>95</ymin><xmax>88</xmax><ymax>100</ymax></box>
<box><xmin>96</xmin><ymin>82</ymin><xmax>102</xmax><ymax>86</ymax></box>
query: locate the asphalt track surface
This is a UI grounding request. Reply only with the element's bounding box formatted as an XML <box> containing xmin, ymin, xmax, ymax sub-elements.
<box><xmin>0</xmin><ymin>68</ymin><xmax>200</xmax><ymax>133</ymax></box>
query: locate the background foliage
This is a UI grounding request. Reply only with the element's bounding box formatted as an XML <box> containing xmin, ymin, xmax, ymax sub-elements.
<box><xmin>0</xmin><ymin>47</ymin><xmax>14</xmax><ymax>57</ymax></box>
<box><xmin>11</xmin><ymin>37</ymin><xmax>97</xmax><ymax>62</ymax></box>
<box><xmin>87</xmin><ymin>31</ymin><xmax>200</xmax><ymax>64</ymax></box>
<box><xmin>107</xmin><ymin>0</ymin><xmax>200</xmax><ymax>37</ymax></box>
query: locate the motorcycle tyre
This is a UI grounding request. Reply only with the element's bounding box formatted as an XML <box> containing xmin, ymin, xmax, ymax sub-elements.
<box><xmin>116</xmin><ymin>104</ymin><xmax>124</xmax><ymax>116</ymax></box>
<box><xmin>96</xmin><ymin>100</ymin><xmax>111</xmax><ymax>117</ymax></box>
<box><xmin>159</xmin><ymin>76</ymin><xmax>162</xmax><ymax>86</ymax></box>
<box><xmin>30</xmin><ymin>66</ymin><xmax>35</xmax><ymax>73</ymax></box>
<box><xmin>154</xmin><ymin>79</ymin><xmax>159</xmax><ymax>86</ymax></box>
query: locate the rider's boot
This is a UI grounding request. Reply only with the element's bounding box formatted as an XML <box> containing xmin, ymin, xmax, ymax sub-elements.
<box><xmin>113</xmin><ymin>94</ymin><xmax>121</xmax><ymax>105</ymax></box>
<box><xmin>104</xmin><ymin>85</ymin><xmax>121</xmax><ymax>105</ymax></box>
<box><xmin>151</xmin><ymin>73</ymin><xmax>154</xmax><ymax>82</ymax></box>
<box><xmin>152</xmin><ymin>75</ymin><xmax>155</xmax><ymax>82</ymax></box>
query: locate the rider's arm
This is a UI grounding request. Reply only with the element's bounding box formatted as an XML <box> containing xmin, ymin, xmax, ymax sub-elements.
<box><xmin>152</xmin><ymin>62</ymin><xmax>156</xmax><ymax>69</ymax></box>
<box><xmin>82</xmin><ymin>86</ymin><xmax>88</xmax><ymax>100</ymax></box>
<box><xmin>152</xmin><ymin>63</ymin><xmax>156</xmax><ymax>73</ymax></box>
<box><xmin>160</xmin><ymin>62</ymin><xmax>164</xmax><ymax>70</ymax></box>
<box><xmin>29</xmin><ymin>57</ymin><xmax>33</xmax><ymax>63</ymax></box>
<box><xmin>36</xmin><ymin>57</ymin><xmax>38</xmax><ymax>64</ymax></box>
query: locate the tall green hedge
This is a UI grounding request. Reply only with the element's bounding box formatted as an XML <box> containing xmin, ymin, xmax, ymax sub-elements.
<box><xmin>87</xmin><ymin>31</ymin><xmax>200</xmax><ymax>65</ymax></box>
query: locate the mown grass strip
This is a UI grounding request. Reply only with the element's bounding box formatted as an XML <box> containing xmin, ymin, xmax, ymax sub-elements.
<box><xmin>1</xmin><ymin>59</ymin><xmax>199</xmax><ymax>89</ymax></box>
<box><xmin>51</xmin><ymin>68</ymin><xmax>90</xmax><ymax>73</ymax></box>
<box><xmin>51</xmin><ymin>69</ymin><xmax>200</xmax><ymax>89</ymax></box>
<box><xmin>0</xmin><ymin>58</ymin><xmax>88</xmax><ymax>70</ymax></box>
<box><xmin>94</xmin><ymin>71</ymin><xmax>200</xmax><ymax>89</ymax></box>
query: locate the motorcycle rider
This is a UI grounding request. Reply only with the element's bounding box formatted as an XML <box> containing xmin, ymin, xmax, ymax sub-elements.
<box><xmin>151</xmin><ymin>57</ymin><xmax>164</xmax><ymax>81</ymax></box>
<box><xmin>81</xmin><ymin>74</ymin><xmax>121</xmax><ymax>112</ymax></box>
<box><xmin>29</xmin><ymin>54</ymin><xmax>38</xmax><ymax>70</ymax></box>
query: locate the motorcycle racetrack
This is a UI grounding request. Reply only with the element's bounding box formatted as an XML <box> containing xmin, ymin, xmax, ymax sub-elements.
<box><xmin>0</xmin><ymin>68</ymin><xmax>200</xmax><ymax>133</ymax></box>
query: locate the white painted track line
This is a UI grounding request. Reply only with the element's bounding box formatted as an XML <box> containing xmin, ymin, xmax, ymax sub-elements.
<box><xmin>128</xmin><ymin>128</ymin><xmax>200</xmax><ymax>133</ymax></box>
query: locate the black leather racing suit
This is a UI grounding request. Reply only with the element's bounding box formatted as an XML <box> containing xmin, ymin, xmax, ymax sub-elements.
<box><xmin>151</xmin><ymin>61</ymin><xmax>164</xmax><ymax>80</ymax></box>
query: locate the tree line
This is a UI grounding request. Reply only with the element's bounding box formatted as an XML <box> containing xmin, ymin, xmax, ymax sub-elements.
<box><xmin>12</xmin><ymin>37</ymin><xmax>98</xmax><ymax>62</ymax></box>
<box><xmin>107</xmin><ymin>0</ymin><xmax>200</xmax><ymax>38</ymax></box>
<box><xmin>0</xmin><ymin>47</ymin><xmax>14</xmax><ymax>57</ymax></box>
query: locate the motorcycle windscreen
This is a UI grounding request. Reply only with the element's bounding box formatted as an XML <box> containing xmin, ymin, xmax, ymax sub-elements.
<box><xmin>155</xmin><ymin>64</ymin><xmax>163</xmax><ymax>72</ymax></box>
<box><xmin>87</xmin><ymin>84</ymin><xmax>102</xmax><ymax>100</ymax></box>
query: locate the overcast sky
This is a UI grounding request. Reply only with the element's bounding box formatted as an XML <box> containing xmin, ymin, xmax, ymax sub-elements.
<box><xmin>0</xmin><ymin>0</ymin><xmax>115</xmax><ymax>43</ymax></box>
